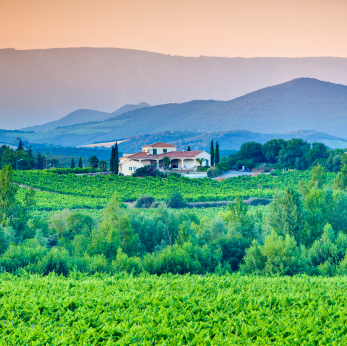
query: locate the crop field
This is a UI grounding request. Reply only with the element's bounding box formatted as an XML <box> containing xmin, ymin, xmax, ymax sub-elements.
<box><xmin>14</xmin><ymin>170</ymin><xmax>335</xmax><ymax>211</ymax></box>
<box><xmin>0</xmin><ymin>274</ymin><xmax>346</xmax><ymax>345</ymax></box>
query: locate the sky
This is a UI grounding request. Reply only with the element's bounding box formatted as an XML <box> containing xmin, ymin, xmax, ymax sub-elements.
<box><xmin>1</xmin><ymin>0</ymin><xmax>347</xmax><ymax>57</ymax></box>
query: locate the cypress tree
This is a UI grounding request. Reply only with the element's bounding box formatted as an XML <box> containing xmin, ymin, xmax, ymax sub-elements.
<box><xmin>16</xmin><ymin>140</ymin><xmax>24</xmax><ymax>152</ymax></box>
<box><xmin>78</xmin><ymin>157</ymin><xmax>83</xmax><ymax>168</ymax></box>
<box><xmin>210</xmin><ymin>140</ymin><xmax>214</xmax><ymax>167</ymax></box>
<box><xmin>114</xmin><ymin>142</ymin><xmax>119</xmax><ymax>175</ymax></box>
<box><xmin>187</xmin><ymin>145</ymin><xmax>191</xmax><ymax>151</ymax></box>
<box><xmin>110</xmin><ymin>146</ymin><xmax>115</xmax><ymax>173</ymax></box>
<box><xmin>70</xmin><ymin>158</ymin><xmax>75</xmax><ymax>168</ymax></box>
<box><xmin>215</xmin><ymin>142</ymin><xmax>220</xmax><ymax>165</ymax></box>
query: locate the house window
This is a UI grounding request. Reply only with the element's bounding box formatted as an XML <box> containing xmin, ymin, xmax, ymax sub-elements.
<box><xmin>163</xmin><ymin>149</ymin><xmax>167</xmax><ymax>153</ymax></box>
<box><xmin>133</xmin><ymin>167</ymin><xmax>137</xmax><ymax>170</ymax></box>
<box><xmin>129</xmin><ymin>167</ymin><xmax>132</xmax><ymax>170</ymax></box>
<box><xmin>153</xmin><ymin>149</ymin><xmax>157</xmax><ymax>154</ymax></box>
<box><xmin>205</xmin><ymin>159</ymin><xmax>209</xmax><ymax>166</ymax></box>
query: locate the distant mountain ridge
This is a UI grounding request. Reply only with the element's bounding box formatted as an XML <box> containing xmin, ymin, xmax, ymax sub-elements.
<box><xmin>22</xmin><ymin>102</ymin><xmax>150</xmax><ymax>132</ymax></box>
<box><xmin>2</xmin><ymin>47</ymin><xmax>347</xmax><ymax>129</ymax></box>
<box><xmin>101</xmin><ymin>78</ymin><xmax>347</xmax><ymax>139</ymax></box>
<box><xmin>1</xmin><ymin>78</ymin><xmax>347</xmax><ymax>146</ymax></box>
<box><xmin>117</xmin><ymin>129</ymin><xmax>347</xmax><ymax>152</ymax></box>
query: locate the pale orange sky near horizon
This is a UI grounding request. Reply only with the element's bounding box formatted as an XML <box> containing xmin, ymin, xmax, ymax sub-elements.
<box><xmin>1</xmin><ymin>0</ymin><xmax>347</xmax><ymax>57</ymax></box>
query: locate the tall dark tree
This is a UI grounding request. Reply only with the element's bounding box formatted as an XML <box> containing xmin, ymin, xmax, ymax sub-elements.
<box><xmin>215</xmin><ymin>142</ymin><xmax>220</xmax><ymax>165</ymax></box>
<box><xmin>210</xmin><ymin>140</ymin><xmax>215</xmax><ymax>167</ymax></box>
<box><xmin>70</xmin><ymin>158</ymin><xmax>75</xmax><ymax>169</ymax></box>
<box><xmin>16</xmin><ymin>140</ymin><xmax>24</xmax><ymax>152</ymax></box>
<box><xmin>187</xmin><ymin>145</ymin><xmax>191</xmax><ymax>151</ymax></box>
<box><xmin>114</xmin><ymin>143</ymin><xmax>119</xmax><ymax>175</ymax></box>
<box><xmin>26</xmin><ymin>146</ymin><xmax>33</xmax><ymax>158</ymax></box>
<box><xmin>88</xmin><ymin>156</ymin><xmax>99</xmax><ymax>169</ymax></box>
<box><xmin>110</xmin><ymin>146</ymin><xmax>115</xmax><ymax>173</ymax></box>
<box><xmin>36</xmin><ymin>152</ymin><xmax>45</xmax><ymax>170</ymax></box>
<box><xmin>78</xmin><ymin>157</ymin><xmax>83</xmax><ymax>168</ymax></box>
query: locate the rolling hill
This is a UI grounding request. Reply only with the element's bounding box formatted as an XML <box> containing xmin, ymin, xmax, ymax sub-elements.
<box><xmin>22</xmin><ymin>102</ymin><xmax>150</xmax><ymax>132</ymax></box>
<box><xmin>3</xmin><ymin>78</ymin><xmax>347</xmax><ymax>147</ymax></box>
<box><xmin>116</xmin><ymin>130</ymin><xmax>347</xmax><ymax>153</ymax></box>
<box><xmin>2</xmin><ymin>47</ymin><xmax>347</xmax><ymax>129</ymax></box>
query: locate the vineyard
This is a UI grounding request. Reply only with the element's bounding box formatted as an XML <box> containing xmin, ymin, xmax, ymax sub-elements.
<box><xmin>14</xmin><ymin>170</ymin><xmax>336</xmax><ymax>211</ymax></box>
<box><xmin>0</xmin><ymin>274</ymin><xmax>346</xmax><ymax>345</ymax></box>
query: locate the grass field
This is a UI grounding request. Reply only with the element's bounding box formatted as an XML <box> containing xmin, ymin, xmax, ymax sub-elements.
<box><xmin>0</xmin><ymin>274</ymin><xmax>346</xmax><ymax>345</ymax></box>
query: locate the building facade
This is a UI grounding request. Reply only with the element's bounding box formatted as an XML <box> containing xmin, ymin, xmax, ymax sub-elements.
<box><xmin>120</xmin><ymin>142</ymin><xmax>210</xmax><ymax>176</ymax></box>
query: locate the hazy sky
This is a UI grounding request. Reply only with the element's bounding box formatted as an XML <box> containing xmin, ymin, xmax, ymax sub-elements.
<box><xmin>1</xmin><ymin>0</ymin><xmax>347</xmax><ymax>57</ymax></box>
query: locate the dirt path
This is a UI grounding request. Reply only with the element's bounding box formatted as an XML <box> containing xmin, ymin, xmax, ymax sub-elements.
<box><xmin>14</xmin><ymin>183</ymin><xmax>59</xmax><ymax>194</ymax></box>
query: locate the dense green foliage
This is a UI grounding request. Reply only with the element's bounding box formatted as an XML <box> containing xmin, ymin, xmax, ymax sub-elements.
<box><xmin>13</xmin><ymin>170</ymin><xmax>336</xmax><ymax>211</ymax></box>
<box><xmin>227</xmin><ymin>138</ymin><xmax>346</xmax><ymax>172</ymax></box>
<box><xmin>1</xmin><ymin>274</ymin><xmax>347</xmax><ymax>344</ymax></box>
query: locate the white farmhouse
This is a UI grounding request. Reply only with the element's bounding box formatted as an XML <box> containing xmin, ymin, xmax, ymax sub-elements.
<box><xmin>119</xmin><ymin>142</ymin><xmax>210</xmax><ymax>176</ymax></box>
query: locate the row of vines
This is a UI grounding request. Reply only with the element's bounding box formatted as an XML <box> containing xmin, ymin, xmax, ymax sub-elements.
<box><xmin>14</xmin><ymin>170</ymin><xmax>336</xmax><ymax>211</ymax></box>
<box><xmin>0</xmin><ymin>274</ymin><xmax>346</xmax><ymax>344</ymax></box>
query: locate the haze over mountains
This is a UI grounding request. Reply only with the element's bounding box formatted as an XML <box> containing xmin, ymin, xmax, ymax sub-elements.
<box><xmin>116</xmin><ymin>130</ymin><xmax>347</xmax><ymax>153</ymax></box>
<box><xmin>2</xmin><ymin>48</ymin><xmax>347</xmax><ymax>129</ymax></box>
<box><xmin>23</xmin><ymin>103</ymin><xmax>150</xmax><ymax>132</ymax></box>
<box><xmin>1</xmin><ymin>77</ymin><xmax>347</xmax><ymax>150</ymax></box>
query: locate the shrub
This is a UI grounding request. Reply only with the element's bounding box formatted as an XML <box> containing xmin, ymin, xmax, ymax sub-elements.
<box><xmin>112</xmin><ymin>248</ymin><xmax>143</xmax><ymax>275</ymax></box>
<box><xmin>207</xmin><ymin>167</ymin><xmax>221</xmax><ymax>178</ymax></box>
<box><xmin>167</xmin><ymin>191</ymin><xmax>187</xmax><ymax>209</ymax></box>
<box><xmin>135</xmin><ymin>195</ymin><xmax>156</xmax><ymax>208</ymax></box>
<box><xmin>168</xmin><ymin>172</ymin><xmax>181</xmax><ymax>178</ymax></box>
<box><xmin>132</xmin><ymin>165</ymin><xmax>164</xmax><ymax>177</ymax></box>
<box><xmin>248</xmin><ymin>198</ymin><xmax>272</xmax><ymax>206</ymax></box>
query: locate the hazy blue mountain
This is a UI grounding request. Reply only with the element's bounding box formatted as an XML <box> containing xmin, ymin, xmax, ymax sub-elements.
<box><xmin>110</xmin><ymin>103</ymin><xmax>150</xmax><ymax>118</ymax></box>
<box><xmin>118</xmin><ymin>129</ymin><xmax>347</xmax><ymax>153</ymax></box>
<box><xmin>22</xmin><ymin>102</ymin><xmax>150</xmax><ymax>132</ymax></box>
<box><xmin>2</xmin><ymin>47</ymin><xmax>347</xmax><ymax>129</ymax></box>
<box><xmin>100</xmin><ymin>78</ymin><xmax>347</xmax><ymax>139</ymax></box>
<box><xmin>2</xmin><ymin>78</ymin><xmax>347</xmax><ymax>146</ymax></box>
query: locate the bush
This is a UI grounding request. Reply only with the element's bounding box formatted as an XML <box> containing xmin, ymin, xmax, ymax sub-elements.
<box><xmin>207</xmin><ymin>167</ymin><xmax>221</xmax><ymax>178</ymax></box>
<box><xmin>167</xmin><ymin>191</ymin><xmax>187</xmax><ymax>209</ymax></box>
<box><xmin>135</xmin><ymin>195</ymin><xmax>156</xmax><ymax>208</ymax></box>
<box><xmin>168</xmin><ymin>172</ymin><xmax>181</xmax><ymax>178</ymax></box>
<box><xmin>248</xmin><ymin>198</ymin><xmax>272</xmax><ymax>206</ymax></box>
<box><xmin>198</xmin><ymin>166</ymin><xmax>209</xmax><ymax>172</ymax></box>
<box><xmin>112</xmin><ymin>248</ymin><xmax>143</xmax><ymax>275</ymax></box>
<box><xmin>142</xmin><ymin>243</ymin><xmax>222</xmax><ymax>275</ymax></box>
<box><xmin>132</xmin><ymin>165</ymin><xmax>164</xmax><ymax>177</ymax></box>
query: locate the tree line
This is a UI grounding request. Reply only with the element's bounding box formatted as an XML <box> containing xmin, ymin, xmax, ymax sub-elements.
<box><xmin>224</xmin><ymin>138</ymin><xmax>346</xmax><ymax>172</ymax></box>
<box><xmin>2</xmin><ymin>162</ymin><xmax>347</xmax><ymax>276</ymax></box>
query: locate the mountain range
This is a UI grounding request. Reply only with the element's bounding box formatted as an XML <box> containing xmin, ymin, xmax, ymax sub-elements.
<box><xmin>1</xmin><ymin>77</ymin><xmax>347</xmax><ymax>150</ymax></box>
<box><xmin>116</xmin><ymin>130</ymin><xmax>347</xmax><ymax>153</ymax></box>
<box><xmin>23</xmin><ymin>103</ymin><xmax>150</xmax><ymax>132</ymax></box>
<box><xmin>2</xmin><ymin>48</ymin><xmax>347</xmax><ymax>129</ymax></box>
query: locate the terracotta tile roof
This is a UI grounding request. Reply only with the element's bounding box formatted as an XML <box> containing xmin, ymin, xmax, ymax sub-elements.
<box><xmin>141</xmin><ymin>142</ymin><xmax>176</xmax><ymax>148</ymax></box>
<box><xmin>158</xmin><ymin>151</ymin><xmax>204</xmax><ymax>158</ymax></box>
<box><xmin>125</xmin><ymin>150</ymin><xmax>205</xmax><ymax>160</ymax></box>
<box><xmin>125</xmin><ymin>152</ymin><xmax>156</xmax><ymax>159</ymax></box>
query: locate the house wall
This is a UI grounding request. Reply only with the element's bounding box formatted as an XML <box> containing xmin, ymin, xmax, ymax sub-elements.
<box><xmin>195</xmin><ymin>152</ymin><xmax>211</xmax><ymax>166</ymax></box>
<box><xmin>120</xmin><ymin>160</ymin><xmax>144</xmax><ymax>176</ymax></box>
<box><xmin>142</xmin><ymin>146</ymin><xmax>177</xmax><ymax>154</ymax></box>
<box><xmin>182</xmin><ymin>159</ymin><xmax>195</xmax><ymax>168</ymax></box>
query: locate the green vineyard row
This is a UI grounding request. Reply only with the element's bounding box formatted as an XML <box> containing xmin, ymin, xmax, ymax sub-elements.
<box><xmin>14</xmin><ymin>170</ymin><xmax>336</xmax><ymax>210</ymax></box>
<box><xmin>0</xmin><ymin>274</ymin><xmax>346</xmax><ymax>345</ymax></box>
